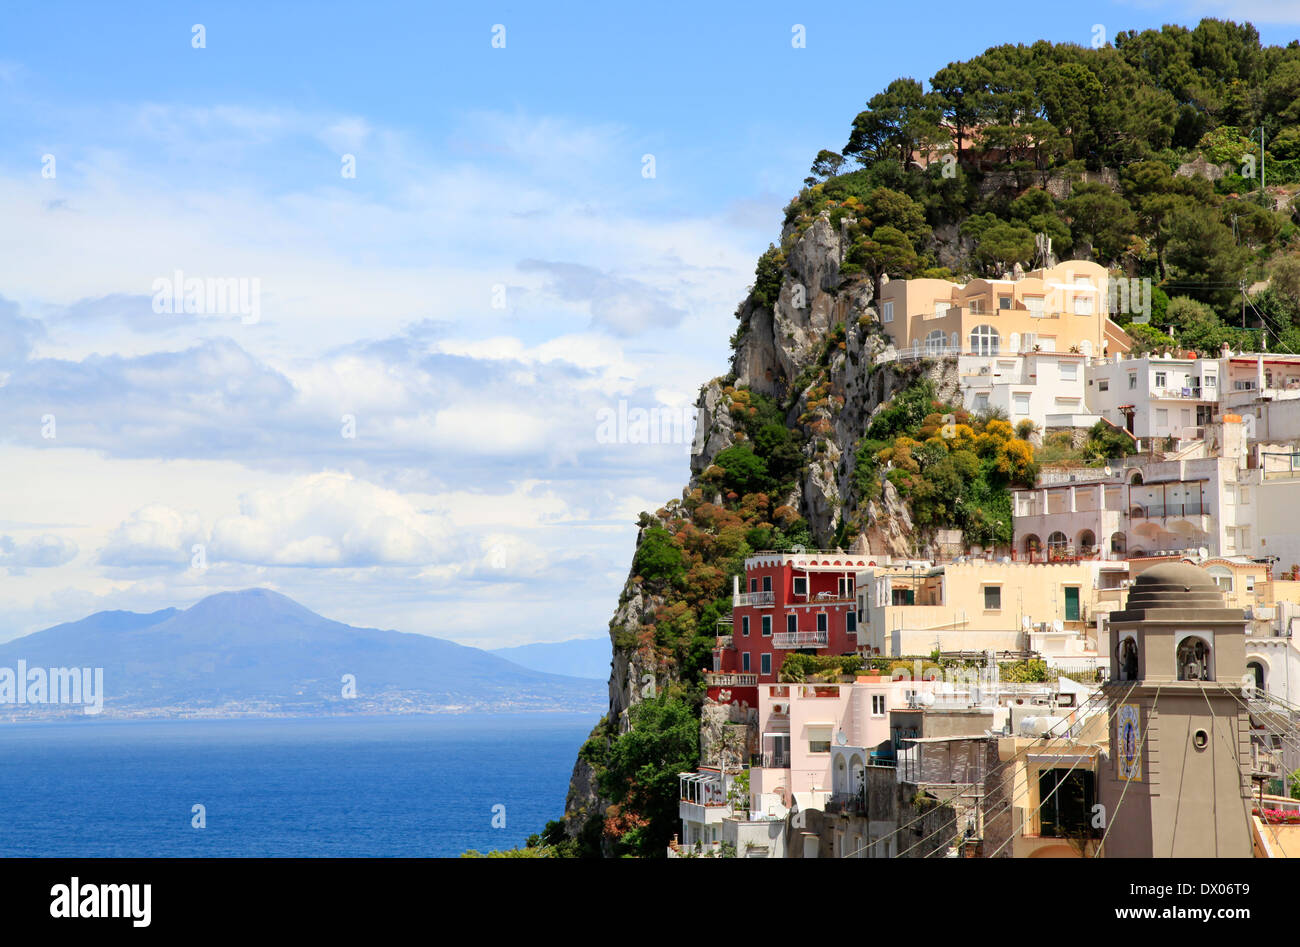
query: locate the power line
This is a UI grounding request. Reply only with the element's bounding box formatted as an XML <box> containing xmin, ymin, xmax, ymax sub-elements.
<box><xmin>1093</xmin><ymin>683</ymin><xmax>1161</xmax><ymax>857</ymax></box>
<box><xmin>840</xmin><ymin>685</ymin><xmax>1114</xmax><ymax>858</ymax></box>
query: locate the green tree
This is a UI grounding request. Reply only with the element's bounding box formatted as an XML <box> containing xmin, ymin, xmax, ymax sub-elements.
<box><xmin>1064</xmin><ymin>182</ymin><xmax>1137</xmax><ymax>263</ymax></box>
<box><xmin>632</xmin><ymin>527</ymin><xmax>686</xmax><ymax>588</ymax></box>
<box><xmin>597</xmin><ymin>695</ymin><xmax>701</xmax><ymax>857</ymax></box>
<box><xmin>845</xmin><ymin>78</ymin><xmax>946</xmax><ymax>168</ymax></box>
<box><xmin>712</xmin><ymin>445</ymin><xmax>771</xmax><ymax>496</ymax></box>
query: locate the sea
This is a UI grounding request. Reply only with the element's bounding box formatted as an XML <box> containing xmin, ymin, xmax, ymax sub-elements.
<box><xmin>0</xmin><ymin>713</ymin><xmax>599</xmax><ymax>857</ymax></box>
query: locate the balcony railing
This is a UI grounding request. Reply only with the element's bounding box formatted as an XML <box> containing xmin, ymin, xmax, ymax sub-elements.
<box><xmin>772</xmin><ymin>630</ymin><xmax>829</xmax><ymax>649</ymax></box>
<box><xmin>752</xmin><ymin>753</ymin><xmax>790</xmax><ymax>769</ymax></box>
<box><xmin>705</xmin><ymin>672</ymin><xmax>758</xmax><ymax>687</ymax></box>
<box><xmin>734</xmin><ymin>590</ymin><xmax>775</xmax><ymax>607</ymax></box>
<box><xmin>1130</xmin><ymin>503</ymin><xmax>1206</xmax><ymax>518</ymax></box>
<box><xmin>825</xmin><ymin>791</ymin><xmax>867</xmax><ymax>816</ymax></box>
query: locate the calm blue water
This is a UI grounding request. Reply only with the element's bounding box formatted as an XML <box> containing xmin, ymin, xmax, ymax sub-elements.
<box><xmin>0</xmin><ymin>713</ymin><xmax>598</xmax><ymax>857</ymax></box>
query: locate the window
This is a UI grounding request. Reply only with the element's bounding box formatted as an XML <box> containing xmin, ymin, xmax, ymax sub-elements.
<box><xmin>1098</xmin><ymin>379</ymin><xmax>1109</xmax><ymax>391</ymax></box>
<box><xmin>808</xmin><ymin>728</ymin><xmax>832</xmax><ymax>754</ymax></box>
<box><xmin>1246</xmin><ymin>575</ymin><xmax>1256</xmax><ymax>593</ymax></box>
<box><xmin>881</xmin><ymin>301</ymin><xmax>894</xmax><ymax>323</ymax></box>
<box><xmin>1205</xmin><ymin>374</ymin><xmax>1216</xmax><ymax>388</ymax></box>
<box><xmin>750</xmin><ymin>578</ymin><xmax>757</xmax><ymax>593</ymax></box>
<box><xmin>839</xmin><ymin>577</ymin><xmax>854</xmax><ymax>597</ymax></box>
<box><xmin>1013</xmin><ymin>393</ymin><xmax>1031</xmax><ymax>415</ymax></box>
<box><xmin>761</xmin><ymin>653</ymin><xmax>772</xmax><ymax>676</ymax></box>
<box><xmin>742</xmin><ymin>652</ymin><xmax>751</xmax><ymax>671</ymax></box>
<box><xmin>762</xmin><ymin>575</ymin><xmax>772</xmax><ymax>592</ymax></box>
<box><xmin>1154</xmin><ymin>371</ymin><xmax>1167</xmax><ymax>388</ymax></box>
<box><xmin>871</xmin><ymin>695</ymin><xmax>886</xmax><ymax>716</ymax></box>
<box><xmin>984</xmin><ymin>585</ymin><xmax>1002</xmax><ymax>610</ymax></box>
<box><xmin>1025</xmin><ymin>296</ymin><xmax>1045</xmax><ymax>317</ymax></box>
<box><xmin>925</xmin><ymin>329</ymin><xmax>947</xmax><ymax>355</ymax></box>
<box><xmin>998</xmin><ymin>295</ymin><xmax>1011</xmax><ymax>310</ymax></box>
<box><xmin>761</xmin><ymin>615</ymin><xmax>772</xmax><ymax>637</ymax></box>
<box><xmin>1177</xmin><ymin>636</ymin><xmax>1213</xmax><ymax>681</ymax></box>
<box><xmin>1155</xmin><ymin>408</ymin><xmax>1168</xmax><ymax>427</ymax></box>
<box><xmin>969</xmin><ymin>298</ymin><xmax>982</xmax><ymax>313</ymax></box>
<box><xmin>1038</xmin><ymin>770</ymin><xmax>1098</xmax><ymax>840</ymax></box>
<box><xmin>934</xmin><ymin>301</ymin><xmax>948</xmax><ymax>319</ymax></box>
<box><xmin>1129</xmin><ymin>374</ymin><xmax>1137</xmax><ymax>389</ymax></box>
<box><xmin>1060</xmin><ymin>361</ymin><xmax>1078</xmax><ymax>380</ymax></box>
<box><xmin>1208</xmin><ymin>566</ymin><xmax>1233</xmax><ymax>593</ymax></box>
<box><xmin>816</xmin><ymin>613</ymin><xmax>828</xmax><ymax>633</ymax></box>
<box><xmin>1073</xmin><ymin>293</ymin><xmax>1093</xmax><ymax>315</ymax></box>
<box><xmin>741</xmin><ymin>616</ymin><xmax>750</xmax><ymax>637</ymax></box>
<box><xmin>787</xmin><ymin>614</ymin><xmax>796</xmax><ymax>634</ymax></box>
<box><xmin>792</xmin><ymin>576</ymin><xmax>807</xmax><ymax>596</ymax></box>
<box><xmin>970</xmin><ymin>324</ymin><xmax>1000</xmax><ymax>356</ymax></box>
<box><xmin>847</xmin><ymin>611</ymin><xmax>857</xmax><ymax>633</ymax></box>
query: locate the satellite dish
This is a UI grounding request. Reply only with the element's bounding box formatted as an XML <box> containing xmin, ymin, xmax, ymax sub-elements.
<box><xmin>1053</xmin><ymin>620</ymin><xmax>1064</xmax><ymax>633</ymax></box>
<box><xmin>835</xmin><ymin>730</ymin><xmax>848</xmax><ymax>746</ymax></box>
<box><xmin>920</xmin><ymin>692</ymin><xmax>936</xmax><ymax>707</ymax></box>
<box><xmin>1198</xmin><ymin>547</ymin><xmax>1209</xmax><ymax>560</ymax></box>
<box><xmin>1104</xmin><ymin>466</ymin><xmax>1113</xmax><ymax>477</ymax></box>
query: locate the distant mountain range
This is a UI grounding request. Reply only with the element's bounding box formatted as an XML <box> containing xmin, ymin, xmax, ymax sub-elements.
<box><xmin>490</xmin><ymin>637</ymin><xmax>611</xmax><ymax>681</ymax></box>
<box><xmin>0</xmin><ymin>589</ymin><xmax>604</xmax><ymax>718</ymax></box>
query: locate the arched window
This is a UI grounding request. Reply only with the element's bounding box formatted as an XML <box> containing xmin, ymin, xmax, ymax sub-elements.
<box><xmin>1247</xmin><ymin>660</ymin><xmax>1265</xmax><ymax>692</ymax></box>
<box><xmin>1117</xmin><ymin>636</ymin><xmax>1139</xmax><ymax>682</ymax></box>
<box><xmin>1047</xmin><ymin>531</ymin><xmax>1069</xmax><ymax>558</ymax></box>
<box><xmin>1078</xmin><ymin>530</ymin><xmax>1096</xmax><ymax>555</ymax></box>
<box><xmin>1110</xmin><ymin>531</ymin><xmax>1127</xmax><ymax>556</ymax></box>
<box><xmin>1177</xmin><ymin>635</ymin><xmax>1213</xmax><ymax>682</ymax></box>
<box><xmin>1207</xmin><ymin>565</ymin><xmax>1233</xmax><ymax>593</ymax></box>
<box><xmin>1130</xmin><ymin>471</ymin><xmax>1144</xmax><ymax>485</ymax></box>
<box><xmin>970</xmin><ymin>324</ymin><xmax>1000</xmax><ymax>356</ymax></box>
<box><xmin>925</xmin><ymin>330</ymin><xmax>947</xmax><ymax>356</ymax></box>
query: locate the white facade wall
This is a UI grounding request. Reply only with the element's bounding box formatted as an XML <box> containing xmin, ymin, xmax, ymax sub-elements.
<box><xmin>957</xmin><ymin>352</ymin><xmax>1094</xmax><ymax>430</ymax></box>
<box><xmin>1085</xmin><ymin>355</ymin><xmax>1219</xmax><ymax>442</ymax></box>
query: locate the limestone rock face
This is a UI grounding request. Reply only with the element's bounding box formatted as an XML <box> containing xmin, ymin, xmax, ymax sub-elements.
<box><xmin>1176</xmin><ymin>154</ymin><xmax>1227</xmax><ymax>181</ymax></box>
<box><xmin>563</xmin><ymin>204</ymin><xmax>960</xmax><ymax>843</ymax></box>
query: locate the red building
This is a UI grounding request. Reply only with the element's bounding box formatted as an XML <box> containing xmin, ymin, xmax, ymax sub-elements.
<box><xmin>714</xmin><ymin>551</ymin><xmax>876</xmax><ymax>683</ymax></box>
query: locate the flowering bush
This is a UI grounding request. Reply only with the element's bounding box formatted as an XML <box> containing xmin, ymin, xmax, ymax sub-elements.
<box><xmin>1252</xmin><ymin>807</ymin><xmax>1300</xmax><ymax>824</ymax></box>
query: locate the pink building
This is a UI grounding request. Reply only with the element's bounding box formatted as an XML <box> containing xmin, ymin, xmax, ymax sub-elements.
<box><xmin>749</xmin><ymin>674</ymin><xmax>941</xmax><ymax>817</ymax></box>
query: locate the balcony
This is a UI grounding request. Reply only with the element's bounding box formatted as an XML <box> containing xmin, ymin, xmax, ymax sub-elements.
<box><xmin>715</xmin><ymin>635</ymin><xmax>734</xmax><ymax>650</ymax></box>
<box><xmin>825</xmin><ymin>791</ymin><xmax>867</xmax><ymax>816</ymax></box>
<box><xmin>772</xmin><ymin>629</ymin><xmax>829</xmax><ymax>649</ymax></box>
<box><xmin>734</xmin><ymin>590</ymin><xmax>775</xmax><ymax>607</ymax></box>
<box><xmin>1129</xmin><ymin>503</ymin><xmax>1207</xmax><ymax>518</ymax></box>
<box><xmin>752</xmin><ymin>752</ymin><xmax>790</xmax><ymax>769</ymax></box>
<box><xmin>705</xmin><ymin>671</ymin><xmax>758</xmax><ymax>687</ymax></box>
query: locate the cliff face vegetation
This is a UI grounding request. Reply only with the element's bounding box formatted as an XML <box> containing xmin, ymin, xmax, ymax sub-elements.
<box><xmin>544</xmin><ymin>18</ymin><xmax>1300</xmax><ymax>858</ymax></box>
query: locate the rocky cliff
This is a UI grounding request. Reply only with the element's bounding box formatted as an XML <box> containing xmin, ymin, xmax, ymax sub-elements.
<box><xmin>562</xmin><ymin>210</ymin><xmax>959</xmax><ymax>849</ymax></box>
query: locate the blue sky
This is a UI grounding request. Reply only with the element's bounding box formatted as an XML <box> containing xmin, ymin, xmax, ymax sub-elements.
<box><xmin>0</xmin><ymin>0</ymin><xmax>1296</xmax><ymax>646</ymax></box>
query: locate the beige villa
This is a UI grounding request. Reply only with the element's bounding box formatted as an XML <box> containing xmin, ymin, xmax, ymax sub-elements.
<box><xmin>876</xmin><ymin>260</ymin><xmax>1131</xmax><ymax>360</ymax></box>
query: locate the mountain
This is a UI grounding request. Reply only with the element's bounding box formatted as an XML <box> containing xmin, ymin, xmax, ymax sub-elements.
<box><xmin>0</xmin><ymin>589</ymin><xmax>603</xmax><ymax>716</ymax></box>
<box><xmin>490</xmin><ymin>638</ymin><xmax>612</xmax><ymax>681</ymax></box>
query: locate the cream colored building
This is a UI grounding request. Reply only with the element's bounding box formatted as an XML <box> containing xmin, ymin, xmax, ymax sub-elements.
<box><xmin>877</xmin><ymin>261</ymin><xmax>1130</xmax><ymax>361</ymax></box>
<box><xmin>855</xmin><ymin>559</ymin><xmax>1119</xmax><ymax>667</ymax></box>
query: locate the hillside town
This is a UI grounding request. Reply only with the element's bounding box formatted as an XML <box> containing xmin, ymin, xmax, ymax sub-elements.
<box><xmin>673</xmin><ymin>264</ymin><xmax>1300</xmax><ymax>858</ymax></box>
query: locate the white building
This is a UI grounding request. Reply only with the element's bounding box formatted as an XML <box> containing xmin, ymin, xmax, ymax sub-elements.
<box><xmin>958</xmin><ymin>350</ymin><xmax>1097</xmax><ymax>431</ymax></box>
<box><xmin>1086</xmin><ymin>352</ymin><xmax>1219</xmax><ymax>444</ymax></box>
<box><xmin>1013</xmin><ymin>419</ymin><xmax>1255</xmax><ymax>560</ymax></box>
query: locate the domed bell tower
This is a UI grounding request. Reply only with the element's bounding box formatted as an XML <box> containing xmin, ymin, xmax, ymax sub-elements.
<box><xmin>1100</xmin><ymin>562</ymin><xmax>1253</xmax><ymax>857</ymax></box>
